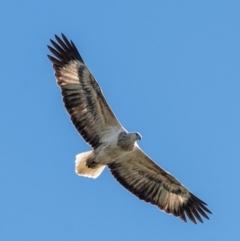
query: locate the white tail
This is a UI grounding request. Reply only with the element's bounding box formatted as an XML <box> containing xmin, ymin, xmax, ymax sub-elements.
<box><xmin>75</xmin><ymin>151</ymin><xmax>105</xmax><ymax>179</ymax></box>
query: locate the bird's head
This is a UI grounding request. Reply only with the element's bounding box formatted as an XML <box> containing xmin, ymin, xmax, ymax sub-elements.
<box><xmin>124</xmin><ymin>132</ymin><xmax>142</xmax><ymax>143</ymax></box>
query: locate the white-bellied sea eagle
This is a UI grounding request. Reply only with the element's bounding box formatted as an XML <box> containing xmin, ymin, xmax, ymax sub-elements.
<box><xmin>47</xmin><ymin>34</ymin><xmax>211</xmax><ymax>224</ymax></box>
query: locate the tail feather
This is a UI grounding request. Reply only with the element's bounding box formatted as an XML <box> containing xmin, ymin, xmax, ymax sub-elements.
<box><xmin>75</xmin><ymin>151</ymin><xmax>105</xmax><ymax>179</ymax></box>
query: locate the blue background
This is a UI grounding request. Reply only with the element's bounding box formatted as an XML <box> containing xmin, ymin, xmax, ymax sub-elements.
<box><xmin>1</xmin><ymin>1</ymin><xmax>239</xmax><ymax>240</ymax></box>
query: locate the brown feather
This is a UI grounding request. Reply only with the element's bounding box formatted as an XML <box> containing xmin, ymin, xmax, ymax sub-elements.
<box><xmin>48</xmin><ymin>34</ymin><xmax>124</xmax><ymax>149</ymax></box>
<box><xmin>108</xmin><ymin>147</ymin><xmax>211</xmax><ymax>224</ymax></box>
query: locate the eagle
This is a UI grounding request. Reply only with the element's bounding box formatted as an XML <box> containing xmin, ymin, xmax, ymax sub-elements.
<box><xmin>47</xmin><ymin>34</ymin><xmax>211</xmax><ymax>224</ymax></box>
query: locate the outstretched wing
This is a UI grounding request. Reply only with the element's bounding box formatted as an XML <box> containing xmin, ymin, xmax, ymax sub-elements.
<box><xmin>108</xmin><ymin>147</ymin><xmax>211</xmax><ymax>224</ymax></box>
<box><xmin>47</xmin><ymin>34</ymin><xmax>125</xmax><ymax>149</ymax></box>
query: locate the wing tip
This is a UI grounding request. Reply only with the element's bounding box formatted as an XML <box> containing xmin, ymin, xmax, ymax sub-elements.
<box><xmin>47</xmin><ymin>33</ymin><xmax>84</xmax><ymax>64</ymax></box>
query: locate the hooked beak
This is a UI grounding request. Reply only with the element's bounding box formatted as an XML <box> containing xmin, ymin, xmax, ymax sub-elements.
<box><xmin>136</xmin><ymin>133</ymin><xmax>142</xmax><ymax>140</ymax></box>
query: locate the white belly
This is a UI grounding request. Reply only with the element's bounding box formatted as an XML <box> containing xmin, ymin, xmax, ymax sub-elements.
<box><xmin>96</xmin><ymin>137</ymin><xmax>130</xmax><ymax>164</ymax></box>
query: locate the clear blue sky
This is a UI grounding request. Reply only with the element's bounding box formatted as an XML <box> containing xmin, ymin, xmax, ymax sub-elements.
<box><xmin>1</xmin><ymin>1</ymin><xmax>239</xmax><ymax>240</ymax></box>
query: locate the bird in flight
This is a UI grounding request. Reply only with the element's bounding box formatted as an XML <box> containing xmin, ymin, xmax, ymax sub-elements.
<box><xmin>47</xmin><ymin>34</ymin><xmax>211</xmax><ymax>224</ymax></box>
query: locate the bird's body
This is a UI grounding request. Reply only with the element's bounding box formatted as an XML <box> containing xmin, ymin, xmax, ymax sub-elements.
<box><xmin>82</xmin><ymin>132</ymin><xmax>140</xmax><ymax>169</ymax></box>
<box><xmin>47</xmin><ymin>34</ymin><xmax>211</xmax><ymax>224</ymax></box>
<box><xmin>98</xmin><ymin>132</ymin><xmax>138</xmax><ymax>160</ymax></box>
